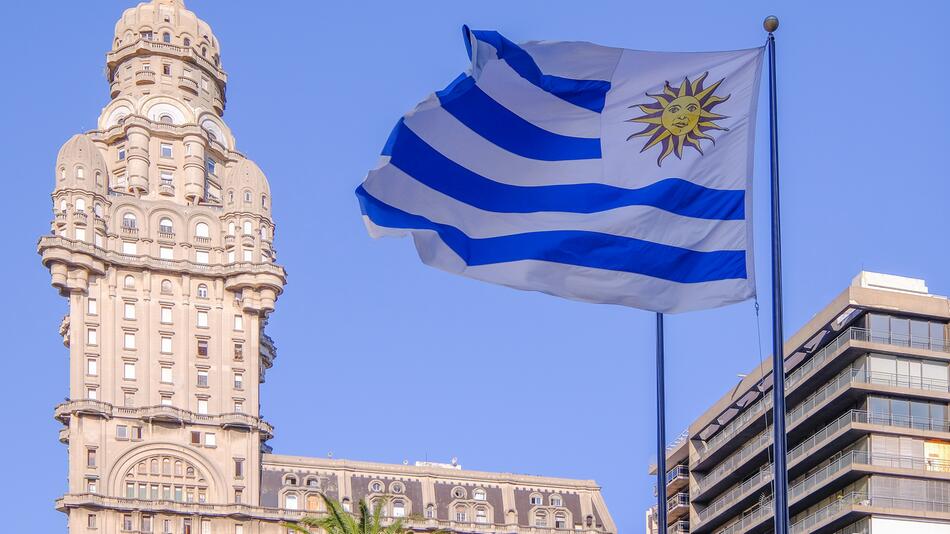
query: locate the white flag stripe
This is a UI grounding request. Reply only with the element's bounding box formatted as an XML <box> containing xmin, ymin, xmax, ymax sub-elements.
<box><xmin>520</xmin><ymin>41</ymin><xmax>623</xmax><ymax>81</ymax></box>
<box><xmin>410</xmin><ymin>230</ymin><xmax>754</xmax><ymax>314</ymax></box>
<box><xmin>363</xmin><ymin>164</ymin><xmax>746</xmax><ymax>252</ymax></box>
<box><xmin>403</xmin><ymin>106</ymin><xmax>603</xmax><ymax>187</ymax></box>
<box><xmin>476</xmin><ymin>60</ymin><xmax>602</xmax><ymax>138</ymax></box>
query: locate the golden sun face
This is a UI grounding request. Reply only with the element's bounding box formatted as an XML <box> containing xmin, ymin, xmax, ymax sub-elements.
<box><xmin>627</xmin><ymin>72</ymin><xmax>730</xmax><ymax>166</ymax></box>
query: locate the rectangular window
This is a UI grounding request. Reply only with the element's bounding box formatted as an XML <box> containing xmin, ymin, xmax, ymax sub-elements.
<box><xmin>160</xmin><ymin>246</ymin><xmax>174</xmax><ymax>260</ymax></box>
<box><xmin>161</xmin><ymin>336</ymin><xmax>173</xmax><ymax>353</ymax></box>
<box><xmin>95</xmin><ymin>233</ymin><xmax>104</xmax><ymax>248</ymax></box>
<box><xmin>161</xmin><ymin>395</ymin><xmax>172</xmax><ymax>406</ymax></box>
<box><xmin>197</xmin><ymin>339</ymin><xmax>208</xmax><ymax>357</ymax></box>
<box><xmin>162</xmin><ymin>64</ymin><xmax>171</xmax><ymax>75</ymax></box>
<box><xmin>117</xmin><ymin>425</ymin><xmax>129</xmax><ymax>440</ymax></box>
<box><xmin>196</xmin><ymin>250</ymin><xmax>209</xmax><ymax>264</ymax></box>
<box><xmin>87</xmin><ymin>514</ymin><xmax>97</xmax><ymax>529</ymax></box>
<box><xmin>243</xmin><ymin>248</ymin><xmax>253</xmax><ymax>262</ymax></box>
<box><xmin>124</xmin><ymin>332</ymin><xmax>136</xmax><ymax>350</ymax></box>
<box><xmin>117</xmin><ymin>146</ymin><xmax>126</xmax><ymax>160</ymax></box>
<box><xmin>160</xmin><ymin>143</ymin><xmax>173</xmax><ymax>158</ymax></box>
<box><xmin>123</xmin><ymin>241</ymin><xmax>137</xmax><ymax>255</ymax></box>
<box><xmin>234</xmin><ymin>400</ymin><xmax>244</xmax><ymax>413</ymax></box>
<box><xmin>87</xmin><ymin>358</ymin><xmax>98</xmax><ymax>376</ymax></box>
<box><xmin>123</xmin><ymin>514</ymin><xmax>133</xmax><ymax>530</ymax></box>
<box><xmin>204</xmin><ymin>432</ymin><xmax>216</xmax><ymax>447</ymax></box>
<box><xmin>235</xmin><ymin>491</ymin><xmax>243</xmax><ymax>504</ymax></box>
<box><xmin>197</xmin><ymin>370</ymin><xmax>209</xmax><ymax>387</ymax></box>
<box><xmin>75</xmin><ymin>228</ymin><xmax>86</xmax><ymax>242</ymax></box>
<box><xmin>201</xmin><ymin>519</ymin><xmax>211</xmax><ymax>534</ymax></box>
<box><xmin>197</xmin><ymin>311</ymin><xmax>208</xmax><ymax>327</ymax></box>
<box><xmin>87</xmin><ymin>328</ymin><xmax>97</xmax><ymax>345</ymax></box>
<box><xmin>234</xmin><ymin>315</ymin><xmax>243</xmax><ymax>331</ymax></box>
<box><xmin>161</xmin><ymin>366</ymin><xmax>173</xmax><ymax>384</ymax></box>
<box><xmin>190</xmin><ymin>431</ymin><xmax>201</xmax><ymax>445</ymax></box>
<box><xmin>131</xmin><ymin>426</ymin><xmax>142</xmax><ymax>440</ymax></box>
<box><xmin>176</xmin><ymin>487</ymin><xmax>184</xmax><ymax>503</ymax></box>
<box><xmin>87</xmin><ymin>448</ymin><xmax>97</xmax><ymax>467</ymax></box>
<box><xmin>197</xmin><ymin>399</ymin><xmax>209</xmax><ymax>415</ymax></box>
<box><xmin>123</xmin><ymin>362</ymin><xmax>136</xmax><ymax>380</ymax></box>
<box><xmin>161</xmin><ymin>307</ymin><xmax>173</xmax><ymax>323</ymax></box>
<box><xmin>234</xmin><ymin>343</ymin><xmax>243</xmax><ymax>361</ymax></box>
<box><xmin>142</xmin><ymin>516</ymin><xmax>153</xmax><ymax>533</ymax></box>
<box><xmin>160</xmin><ymin>170</ymin><xmax>173</xmax><ymax>185</ymax></box>
<box><xmin>233</xmin><ymin>373</ymin><xmax>243</xmax><ymax>390</ymax></box>
<box><xmin>87</xmin><ymin>387</ymin><xmax>98</xmax><ymax>400</ymax></box>
<box><xmin>227</xmin><ymin>250</ymin><xmax>235</xmax><ymax>263</ymax></box>
<box><xmin>206</xmin><ymin>158</ymin><xmax>216</xmax><ymax>174</ymax></box>
<box><xmin>126</xmin><ymin>482</ymin><xmax>135</xmax><ymax>498</ymax></box>
<box><xmin>87</xmin><ymin>298</ymin><xmax>97</xmax><ymax>315</ymax></box>
<box><xmin>124</xmin><ymin>391</ymin><xmax>135</xmax><ymax>407</ymax></box>
<box><xmin>234</xmin><ymin>458</ymin><xmax>245</xmax><ymax>478</ymax></box>
<box><xmin>124</xmin><ymin>303</ymin><xmax>135</xmax><ymax>320</ymax></box>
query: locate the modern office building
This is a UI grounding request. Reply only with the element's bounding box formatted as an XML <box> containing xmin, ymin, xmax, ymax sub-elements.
<box><xmin>647</xmin><ymin>271</ymin><xmax>950</xmax><ymax>534</ymax></box>
<box><xmin>40</xmin><ymin>1</ymin><xmax>616</xmax><ymax>532</ymax></box>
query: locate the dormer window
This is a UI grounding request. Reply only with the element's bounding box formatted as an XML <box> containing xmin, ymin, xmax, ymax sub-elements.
<box><xmin>184</xmin><ymin>37</ymin><xmax>191</xmax><ymax>47</ymax></box>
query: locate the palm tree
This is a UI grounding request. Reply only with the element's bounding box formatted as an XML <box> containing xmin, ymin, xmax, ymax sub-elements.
<box><xmin>284</xmin><ymin>493</ymin><xmax>424</xmax><ymax>534</ymax></box>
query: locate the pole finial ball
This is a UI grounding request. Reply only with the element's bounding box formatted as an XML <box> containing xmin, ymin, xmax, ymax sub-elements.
<box><xmin>763</xmin><ymin>16</ymin><xmax>779</xmax><ymax>33</ymax></box>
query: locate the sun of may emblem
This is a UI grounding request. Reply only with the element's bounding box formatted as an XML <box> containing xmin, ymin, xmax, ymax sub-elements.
<box><xmin>627</xmin><ymin>72</ymin><xmax>731</xmax><ymax>166</ymax></box>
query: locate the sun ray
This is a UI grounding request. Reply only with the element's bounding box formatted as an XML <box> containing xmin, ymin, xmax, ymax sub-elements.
<box><xmin>627</xmin><ymin>72</ymin><xmax>731</xmax><ymax>166</ymax></box>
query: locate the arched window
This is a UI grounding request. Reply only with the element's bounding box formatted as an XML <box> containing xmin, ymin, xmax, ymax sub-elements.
<box><xmin>59</xmin><ymin>199</ymin><xmax>67</xmax><ymax>212</ymax></box>
<box><xmin>244</xmin><ymin>191</ymin><xmax>251</xmax><ymax>203</ymax></box>
<box><xmin>454</xmin><ymin>505</ymin><xmax>468</xmax><ymax>523</ymax></box>
<box><xmin>285</xmin><ymin>494</ymin><xmax>298</xmax><ymax>510</ymax></box>
<box><xmin>390</xmin><ymin>482</ymin><xmax>404</xmax><ymax>494</ymax></box>
<box><xmin>75</xmin><ymin>198</ymin><xmax>86</xmax><ymax>212</ymax></box>
<box><xmin>228</xmin><ymin>222</ymin><xmax>235</xmax><ymax>236</ymax></box>
<box><xmin>393</xmin><ymin>499</ymin><xmax>406</xmax><ymax>518</ymax></box>
<box><xmin>550</xmin><ymin>495</ymin><xmax>562</xmax><ymax>507</ymax></box>
<box><xmin>555</xmin><ymin>512</ymin><xmax>567</xmax><ymax>528</ymax></box>
<box><xmin>228</xmin><ymin>191</ymin><xmax>234</xmax><ymax>204</ymax></box>
<box><xmin>242</xmin><ymin>221</ymin><xmax>252</xmax><ymax>235</ymax></box>
<box><xmin>60</xmin><ymin>167</ymin><xmax>65</xmax><ymax>181</ymax></box>
<box><xmin>529</xmin><ymin>494</ymin><xmax>543</xmax><ymax>506</ymax></box>
<box><xmin>473</xmin><ymin>488</ymin><xmax>486</xmax><ymax>501</ymax></box>
<box><xmin>306</xmin><ymin>494</ymin><xmax>321</xmax><ymax>511</ymax></box>
<box><xmin>186</xmin><ymin>466</ymin><xmax>195</xmax><ymax>478</ymax></box>
<box><xmin>175</xmin><ymin>461</ymin><xmax>182</xmax><ymax>476</ymax></box>
<box><xmin>425</xmin><ymin>505</ymin><xmax>435</xmax><ymax>519</ymax></box>
<box><xmin>161</xmin><ymin>279</ymin><xmax>173</xmax><ymax>294</ymax></box>
<box><xmin>585</xmin><ymin>515</ymin><xmax>594</xmax><ymax>527</ymax></box>
<box><xmin>124</xmin><ymin>275</ymin><xmax>135</xmax><ymax>289</ymax></box>
<box><xmin>95</xmin><ymin>172</ymin><xmax>102</xmax><ymax>186</ymax></box>
<box><xmin>306</xmin><ymin>478</ymin><xmax>319</xmax><ymax>488</ymax></box>
<box><xmin>122</xmin><ymin>213</ymin><xmax>137</xmax><ymax>229</ymax></box>
<box><xmin>162</xmin><ymin>32</ymin><xmax>171</xmax><ymax>43</ymax></box>
<box><xmin>184</xmin><ymin>37</ymin><xmax>191</xmax><ymax>47</ymax></box>
<box><xmin>94</xmin><ymin>203</ymin><xmax>102</xmax><ymax>217</ymax></box>
<box><xmin>342</xmin><ymin>498</ymin><xmax>351</xmax><ymax>512</ymax></box>
<box><xmin>370</xmin><ymin>481</ymin><xmax>382</xmax><ymax>493</ymax></box>
<box><xmin>150</xmin><ymin>459</ymin><xmax>159</xmax><ymax>474</ymax></box>
<box><xmin>195</xmin><ymin>222</ymin><xmax>210</xmax><ymax>238</ymax></box>
<box><xmin>285</xmin><ymin>475</ymin><xmax>297</xmax><ymax>486</ymax></box>
<box><xmin>452</xmin><ymin>487</ymin><xmax>466</xmax><ymax>499</ymax></box>
<box><xmin>206</xmin><ymin>130</ymin><xmax>216</xmax><ymax>142</ymax></box>
<box><xmin>261</xmin><ymin>194</ymin><xmax>267</xmax><ymax>208</ymax></box>
<box><xmin>162</xmin><ymin>458</ymin><xmax>171</xmax><ymax>475</ymax></box>
<box><xmin>159</xmin><ymin>114</ymin><xmax>173</xmax><ymax>124</ymax></box>
<box><xmin>76</xmin><ymin>167</ymin><xmax>85</xmax><ymax>180</ymax></box>
<box><xmin>534</xmin><ymin>511</ymin><xmax>548</xmax><ymax>528</ymax></box>
<box><xmin>201</xmin><ymin>46</ymin><xmax>207</xmax><ymax>57</ymax></box>
<box><xmin>159</xmin><ymin>217</ymin><xmax>174</xmax><ymax>234</ymax></box>
<box><xmin>197</xmin><ymin>284</ymin><xmax>208</xmax><ymax>298</ymax></box>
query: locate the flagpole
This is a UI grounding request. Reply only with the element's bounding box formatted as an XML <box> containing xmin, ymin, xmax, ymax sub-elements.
<box><xmin>764</xmin><ymin>15</ymin><xmax>790</xmax><ymax>534</ymax></box>
<box><xmin>654</xmin><ymin>312</ymin><xmax>667</xmax><ymax>534</ymax></box>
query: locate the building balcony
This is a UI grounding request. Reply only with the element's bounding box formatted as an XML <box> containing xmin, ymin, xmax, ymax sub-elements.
<box><xmin>224</xmin><ymin>234</ymin><xmax>236</xmax><ymax>246</ymax></box>
<box><xmin>110</xmin><ymin>79</ymin><xmax>121</xmax><ymax>98</ymax></box>
<box><xmin>94</xmin><ymin>216</ymin><xmax>106</xmax><ymax>232</ymax></box>
<box><xmin>213</xmin><ymin>96</ymin><xmax>225</xmax><ymax>115</ymax></box>
<box><xmin>668</xmin><ymin>520</ymin><xmax>689</xmax><ymax>534</ymax></box>
<box><xmin>106</xmin><ymin>38</ymin><xmax>227</xmax><ymax>83</ymax></box>
<box><xmin>121</xmin><ymin>225</ymin><xmax>139</xmax><ymax>236</ymax></box>
<box><xmin>666</xmin><ymin>465</ymin><xmax>690</xmax><ymax>496</ymax></box>
<box><xmin>695</xmin><ymin>325</ymin><xmax>950</xmax><ymax>471</ymax></box>
<box><xmin>73</xmin><ymin>211</ymin><xmax>88</xmax><ymax>225</ymax></box>
<box><xmin>667</xmin><ymin>492</ymin><xmax>689</xmax><ymax>522</ymax></box>
<box><xmin>157</xmin><ymin>230</ymin><xmax>175</xmax><ymax>241</ymax></box>
<box><xmin>54</xmin><ymin>400</ymin><xmax>273</xmax><ymax>437</ymax></box>
<box><xmin>178</xmin><ymin>76</ymin><xmax>199</xmax><ymax>93</ymax></box>
<box><xmin>54</xmin><ymin>210</ymin><xmax>67</xmax><ymax>225</ymax></box>
<box><xmin>159</xmin><ymin>183</ymin><xmax>176</xmax><ymax>196</ymax></box>
<box><xmin>134</xmin><ymin>70</ymin><xmax>156</xmax><ymax>84</ymax></box>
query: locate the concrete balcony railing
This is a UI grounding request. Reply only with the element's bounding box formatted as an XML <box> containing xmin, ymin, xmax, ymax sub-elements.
<box><xmin>700</xmin><ymin>326</ymin><xmax>950</xmax><ymax>464</ymax></box>
<box><xmin>54</xmin><ymin>210</ymin><xmax>67</xmax><ymax>224</ymax></box>
<box><xmin>159</xmin><ymin>183</ymin><xmax>176</xmax><ymax>196</ymax></box>
<box><xmin>178</xmin><ymin>76</ymin><xmax>199</xmax><ymax>93</ymax></box>
<box><xmin>94</xmin><ymin>216</ymin><xmax>106</xmax><ymax>232</ymax></box>
<box><xmin>54</xmin><ymin>400</ymin><xmax>274</xmax><ymax>437</ymax></box>
<box><xmin>73</xmin><ymin>211</ymin><xmax>88</xmax><ymax>225</ymax></box>
<box><xmin>107</xmin><ymin>38</ymin><xmax>227</xmax><ymax>82</ymax></box>
<box><xmin>110</xmin><ymin>79</ymin><xmax>121</xmax><ymax>98</ymax></box>
<box><xmin>135</xmin><ymin>69</ymin><xmax>156</xmax><ymax>84</ymax></box>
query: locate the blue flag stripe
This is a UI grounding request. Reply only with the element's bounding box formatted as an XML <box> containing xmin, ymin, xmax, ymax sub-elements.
<box><xmin>436</xmin><ymin>75</ymin><xmax>602</xmax><ymax>161</ymax></box>
<box><xmin>464</xmin><ymin>26</ymin><xmax>611</xmax><ymax>113</ymax></box>
<box><xmin>387</xmin><ymin>120</ymin><xmax>745</xmax><ymax>220</ymax></box>
<box><xmin>357</xmin><ymin>186</ymin><xmax>747</xmax><ymax>284</ymax></box>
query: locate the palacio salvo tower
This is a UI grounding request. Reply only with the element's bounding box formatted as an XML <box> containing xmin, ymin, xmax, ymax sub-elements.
<box><xmin>40</xmin><ymin>2</ymin><xmax>616</xmax><ymax>533</ymax></box>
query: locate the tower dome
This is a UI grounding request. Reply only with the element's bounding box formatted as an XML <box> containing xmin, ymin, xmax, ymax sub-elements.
<box><xmin>113</xmin><ymin>0</ymin><xmax>222</xmax><ymax>65</ymax></box>
<box><xmin>54</xmin><ymin>134</ymin><xmax>108</xmax><ymax>195</ymax></box>
<box><xmin>225</xmin><ymin>157</ymin><xmax>272</xmax><ymax>214</ymax></box>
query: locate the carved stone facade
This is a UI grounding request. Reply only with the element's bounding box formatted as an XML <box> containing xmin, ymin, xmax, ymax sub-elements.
<box><xmin>41</xmin><ymin>1</ymin><xmax>615</xmax><ymax>533</ymax></box>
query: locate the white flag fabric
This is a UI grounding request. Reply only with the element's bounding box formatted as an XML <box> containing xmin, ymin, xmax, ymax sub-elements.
<box><xmin>357</xmin><ymin>27</ymin><xmax>764</xmax><ymax>313</ymax></box>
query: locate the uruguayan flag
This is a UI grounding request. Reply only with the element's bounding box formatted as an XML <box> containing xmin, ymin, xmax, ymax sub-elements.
<box><xmin>357</xmin><ymin>27</ymin><xmax>764</xmax><ymax>313</ymax></box>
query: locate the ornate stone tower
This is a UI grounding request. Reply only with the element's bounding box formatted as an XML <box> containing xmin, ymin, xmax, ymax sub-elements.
<box><xmin>40</xmin><ymin>0</ymin><xmax>286</xmax><ymax>531</ymax></box>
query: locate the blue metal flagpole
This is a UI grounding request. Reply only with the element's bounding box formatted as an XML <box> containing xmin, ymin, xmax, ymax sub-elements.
<box><xmin>764</xmin><ymin>15</ymin><xmax>790</xmax><ymax>534</ymax></box>
<box><xmin>655</xmin><ymin>312</ymin><xmax>667</xmax><ymax>534</ymax></box>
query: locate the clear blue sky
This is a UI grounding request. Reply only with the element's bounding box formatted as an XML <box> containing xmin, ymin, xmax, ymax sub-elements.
<box><xmin>4</xmin><ymin>1</ymin><xmax>950</xmax><ymax>531</ymax></box>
